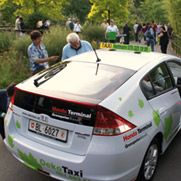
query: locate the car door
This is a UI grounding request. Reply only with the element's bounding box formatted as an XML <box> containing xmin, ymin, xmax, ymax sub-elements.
<box><xmin>167</xmin><ymin>60</ymin><xmax>181</xmax><ymax>97</ymax></box>
<box><xmin>141</xmin><ymin>62</ymin><xmax>181</xmax><ymax>142</ymax></box>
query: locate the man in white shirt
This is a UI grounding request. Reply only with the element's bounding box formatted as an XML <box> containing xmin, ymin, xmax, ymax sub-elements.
<box><xmin>133</xmin><ymin>22</ymin><xmax>139</xmax><ymax>42</ymax></box>
<box><xmin>106</xmin><ymin>20</ymin><xmax>119</xmax><ymax>42</ymax></box>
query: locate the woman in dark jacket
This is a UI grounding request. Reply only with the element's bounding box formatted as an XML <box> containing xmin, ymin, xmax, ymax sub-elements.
<box><xmin>158</xmin><ymin>26</ymin><xmax>169</xmax><ymax>54</ymax></box>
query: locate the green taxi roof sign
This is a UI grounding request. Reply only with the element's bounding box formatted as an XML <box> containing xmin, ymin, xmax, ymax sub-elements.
<box><xmin>100</xmin><ymin>42</ymin><xmax>151</xmax><ymax>53</ymax></box>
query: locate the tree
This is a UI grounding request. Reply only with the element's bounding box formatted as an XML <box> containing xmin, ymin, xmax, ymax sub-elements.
<box><xmin>61</xmin><ymin>0</ymin><xmax>91</xmax><ymax>23</ymax></box>
<box><xmin>88</xmin><ymin>0</ymin><xmax>129</xmax><ymax>25</ymax></box>
<box><xmin>137</xmin><ymin>0</ymin><xmax>167</xmax><ymax>24</ymax></box>
<box><xmin>0</xmin><ymin>0</ymin><xmax>19</xmax><ymax>24</ymax></box>
<box><xmin>164</xmin><ymin>0</ymin><xmax>181</xmax><ymax>35</ymax></box>
<box><xmin>0</xmin><ymin>0</ymin><xmax>64</xmax><ymax>25</ymax></box>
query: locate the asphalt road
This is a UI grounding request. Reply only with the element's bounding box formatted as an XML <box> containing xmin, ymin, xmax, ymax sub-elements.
<box><xmin>0</xmin><ymin>131</ymin><xmax>181</xmax><ymax>181</ymax></box>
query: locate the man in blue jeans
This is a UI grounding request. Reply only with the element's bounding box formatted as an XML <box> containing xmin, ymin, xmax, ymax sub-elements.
<box><xmin>0</xmin><ymin>83</ymin><xmax>16</xmax><ymax>139</ymax></box>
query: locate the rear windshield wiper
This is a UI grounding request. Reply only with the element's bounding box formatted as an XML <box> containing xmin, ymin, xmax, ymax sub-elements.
<box><xmin>34</xmin><ymin>62</ymin><xmax>68</xmax><ymax>87</ymax></box>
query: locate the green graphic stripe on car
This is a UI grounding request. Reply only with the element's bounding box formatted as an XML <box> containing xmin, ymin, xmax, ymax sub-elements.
<box><xmin>8</xmin><ymin>135</ymin><xmax>15</xmax><ymax>148</ymax></box>
<box><xmin>163</xmin><ymin>116</ymin><xmax>173</xmax><ymax>140</ymax></box>
<box><xmin>153</xmin><ymin>110</ymin><xmax>160</xmax><ymax>127</ymax></box>
<box><xmin>17</xmin><ymin>150</ymin><xmax>42</xmax><ymax>170</ymax></box>
<box><xmin>138</xmin><ymin>99</ymin><xmax>144</xmax><ymax>109</ymax></box>
<box><xmin>16</xmin><ymin>120</ymin><xmax>21</xmax><ymax>129</ymax></box>
<box><xmin>128</xmin><ymin>110</ymin><xmax>134</xmax><ymax>118</ymax></box>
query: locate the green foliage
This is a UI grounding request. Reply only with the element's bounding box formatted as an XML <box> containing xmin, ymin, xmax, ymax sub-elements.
<box><xmin>0</xmin><ymin>50</ymin><xmax>30</xmax><ymax>88</ymax></box>
<box><xmin>88</xmin><ymin>0</ymin><xmax>129</xmax><ymax>25</ymax></box>
<box><xmin>62</xmin><ymin>0</ymin><xmax>91</xmax><ymax>23</ymax></box>
<box><xmin>0</xmin><ymin>32</ymin><xmax>15</xmax><ymax>52</ymax></box>
<box><xmin>0</xmin><ymin>0</ymin><xmax>18</xmax><ymax>24</ymax></box>
<box><xmin>0</xmin><ymin>0</ymin><xmax>64</xmax><ymax>26</ymax></box>
<box><xmin>43</xmin><ymin>26</ymin><xmax>68</xmax><ymax>58</ymax></box>
<box><xmin>13</xmin><ymin>34</ymin><xmax>31</xmax><ymax>56</ymax></box>
<box><xmin>164</xmin><ymin>0</ymin><xmax>181</xmax><ymax>36</ymax></box>
<box><xmin>138</xmin><ymin>0</ymin><xmax>167</xmax><ymax>23</ymax></box>
<box><xmin>82</xmin><ymin>25</ymin><xmax>105</xmax><ymax>43</ymax></box>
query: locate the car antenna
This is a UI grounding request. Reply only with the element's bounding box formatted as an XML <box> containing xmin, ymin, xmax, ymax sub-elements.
<box><xmin>93</xmin><ymin>48</ymin><xmax>101</xmax><ymax>75</ymax></box>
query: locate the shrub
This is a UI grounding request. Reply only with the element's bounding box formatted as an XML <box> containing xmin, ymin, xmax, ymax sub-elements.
<box><xmin>44</xmin><ymin>26</ymin><xmax>68</xmax><ymax>58</ymax></box>
<box><xmin>82</xmin><ymin>25</ymin><xmax>105</xmax><ymax>45</ymax></box>
<box><xmin>13</xmin><ymin>34</ymin><xmax>31</xmax><ymax>56</ymax></box>
<box><xmin>0</xmin><ymin>50</ymin><xmax>30</xmax><ymax>88</ymax></box>
<box><xmin>0</xmin><ymin>32</ymin><xmax>15</xmax><ymax>52</ymax></box>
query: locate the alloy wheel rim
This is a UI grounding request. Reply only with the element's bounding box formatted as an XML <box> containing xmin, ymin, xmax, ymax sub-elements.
<box><xmin>144</xmin><ymin>144</ymin><xmax>158</xmax><ymax>180</ymax></box>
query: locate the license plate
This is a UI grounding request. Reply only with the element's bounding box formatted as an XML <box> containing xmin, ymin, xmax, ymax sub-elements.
<box><xmin>28</xmin><ymin>120</ymin><xmax>68</xmax><ymax>142</ymax></box>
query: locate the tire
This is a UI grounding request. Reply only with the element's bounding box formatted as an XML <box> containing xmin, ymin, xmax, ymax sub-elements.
<box><xmin>136</xmin><ymin>139</ymin><xmax>159</xmax><ymax>181</ymax></box>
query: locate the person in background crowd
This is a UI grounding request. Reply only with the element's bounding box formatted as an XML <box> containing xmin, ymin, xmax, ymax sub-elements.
<box><xmin>43</xmin><ymin>19</ymin><xmax>51</xmax><ymax>31</ymax></box>
<box><xmin>152</xmin><ymin>20</ymin><xmax>157</xmax><ymax>40</ymax></box>
<box><xmin>145</xmin><ymin>23</ymin><xmax>155</xmax><ymax>51</ymax></box>
<box><xmin>142</xmin><ymin>23</ymin><xmax>148</xmax><ymax>42</ymax></box>
<box><xmin>19</xmin><ymin>17</ymin><xmax>25</xmax><ymax>35</ymax></box>
<box><xmin>73</xmin><ymin>20</ymin><xmax>82</xmax><ymax>34</ymax></box>
<box><xmin>66</xmin><ymin>18</ymin><xmax>71</xmax><ymax>29</ymax></box>
<box><xmin>137</xmin><ymin>23</ymin><xmax>142</xmax><ymax>43</ymax></box>
<box><xmin>27</xmin><ymin>30</ymin><xmax>58</xmax><ymax>75</ymax></box>
<box><xmin>123</xmin><ymin>23</ymin><xmax>131</xmax><ymax>44</ymax></box>
<box><xmin>0</xmin><ymin>83</ymin><xmax>16</xmax><ymax>139</ymax></box>
<box><xmin>106</xmin><ymin>20</ymin><xmax>119</xmax><ymax>35</ymax></box>
<box><xmin>101</xmin><ymin>19</ymin><xmax>108</xmax><ymax>30</ymax></box>
<box><xmin>69</xmin><ymin>19</ymin><xmax>74</xmax><ymax>31</ymax></box>
<box><xmin>167</xmin><ymin>24</ymin><xmax>173</xmax><ymax>39</ymax></box>
<box><xmin>15</xmin><ymin>16</ymin><xmax>21</xmax><ymax>36</ymax></box>
<box><xmin>158</xmin><ymin>26</ymin><xmax>169</xmax><ymax>54</ymax></box>
<box><xmin>133</xmin><ymin>22</ymin><xmax>139</xmax><ymax>42</ymax></box>
<box><xmin>61</xmin><ymin>33</ymin><xmax>93</xmax><ymax>60</ymax></box>
<box><xmin>36</xmin><ymin>20</ymin><xmax>43</xmax><ymax>30</ymax></box>
<box><xmin>106</xmin><ymin>20</ymin><xmax>119</xmax><ymax>42</ymax></box>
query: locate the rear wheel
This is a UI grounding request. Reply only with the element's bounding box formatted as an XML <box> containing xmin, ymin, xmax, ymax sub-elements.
<box><xmin>137</xmin><ymin>140</ymin><xmax>159</xmax><ymax>181</ymax></box>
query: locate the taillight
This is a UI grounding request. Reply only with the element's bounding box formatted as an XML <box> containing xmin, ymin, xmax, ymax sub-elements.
<box><xmin>93</xmin><ymin>106</ymin><xmax>136</xmax><ymax>136</ymax></box>
<box><xmin>9</xmin><ymin>88</ymin><xmax>16</xmax><ymax>111</ymax></box>
<box><xmin>10</xmin><ymin>90</ymin><xmax>16</xmax><ymax>104</ymax></box>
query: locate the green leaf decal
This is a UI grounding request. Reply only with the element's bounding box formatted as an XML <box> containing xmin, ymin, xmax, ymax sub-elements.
<box><xmin>153</xmin><ymin>110</ymin><xmax>160</xmax><ymax>127</ymax></box>
<box><xmin>163</xmin><ymin>116</ymin><xmax>173</xmax><ymax>140</ymax></box>
<box><xmin>18</xmin><ymin>150</ymin><xmax>42</xmax><ymax>170</ymax></box>
<box><xmin>138</xmin><ymin>99</ymin><xmax>144</xmax><ymax>108</ymax></box>
<box><xmin>119</xmin><ymin>97</ymin><xmax>122</xmax><ymax>101</ymax></box>
<box><xmin>16</xmin><ymin>120</ymin><xmax>21</xmax><ymax>129</ymax></box>
<box><xmin>128</xmin><ymin>110</ymin><xmax>134</xmax><ymax>118</ymax></box>
<box><xmin>8</xmin><ymin>135</ymin><xmax>15</xmax><ymax>148</ymax></box>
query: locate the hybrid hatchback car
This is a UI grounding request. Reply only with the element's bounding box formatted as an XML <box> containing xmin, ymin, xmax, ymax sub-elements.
<box><xmin>4</xmin><ymin>44</ymin><xmax>181</xmax><ymax>181</ymax></box>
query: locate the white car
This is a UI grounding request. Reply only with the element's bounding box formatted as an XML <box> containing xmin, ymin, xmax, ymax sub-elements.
<box><xmin>4</xmin><ymin>46</ymin><xmax>181</xmax><ymax>181</ymax></box>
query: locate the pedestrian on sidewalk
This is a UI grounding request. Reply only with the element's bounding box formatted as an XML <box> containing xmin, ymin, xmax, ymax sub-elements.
<box><xmin>145</xmin><ymin>24</ymin><xmax>155</xmax><ymax>51</ymax></box>
<box><xmin>123</xmin><ymin>23</ymin><xmax>131</xmax><ymax>44</ymax></box>
<box><xmin>158</xmin><ymin>26</ymin><xmax>169</xmax><ymax>54</ymax></box>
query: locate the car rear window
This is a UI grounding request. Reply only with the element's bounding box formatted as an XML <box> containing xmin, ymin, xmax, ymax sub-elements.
<box><xmin>45</xmin><ymin>61</ymin><xmax>135</xmax><ymax>100</ymax></box>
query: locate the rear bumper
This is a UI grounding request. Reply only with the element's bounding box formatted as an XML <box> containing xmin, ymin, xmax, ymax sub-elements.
<box><xmin>4</xmin><ymin>110</ymin><xmax>148</xmax><ymax>181</ymax></box>
<box><xmin>4</xmin><ymin>131</ymin><xmax>144</xmax><ymax>181</ymax></box>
